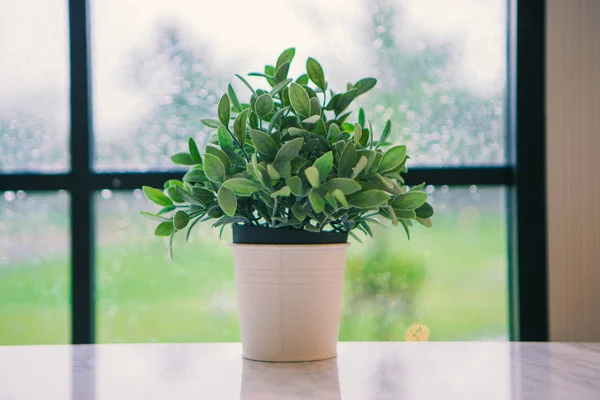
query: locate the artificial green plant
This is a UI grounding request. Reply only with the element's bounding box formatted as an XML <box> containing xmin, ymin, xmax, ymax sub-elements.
<box><xmin>141</xmin><ymin>48</ymin><xmax>434</xmax><ymax>258</ymax></box>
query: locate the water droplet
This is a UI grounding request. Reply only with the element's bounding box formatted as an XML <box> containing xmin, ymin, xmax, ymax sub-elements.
<box><xmin>4</xmin><ymin>191</ymin><xmax>15</xmax><ymax>201</ymax></box>
<box><xmin>101</xmin><ymin>189</ymin><xmax>113</xmax><ymax>199</ymax></box>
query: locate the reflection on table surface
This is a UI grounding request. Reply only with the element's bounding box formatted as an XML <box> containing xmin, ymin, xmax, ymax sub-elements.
<box><xmin>1</xmin><ymin>342</ymin><xmax>600</xmax><ymax>399</ymax></box>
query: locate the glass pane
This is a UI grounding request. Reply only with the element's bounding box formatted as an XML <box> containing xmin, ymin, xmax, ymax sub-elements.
<box><xmin>0</xmin><ymin>191</ymin><xmax>70</xmax><ymax>344</ymax></box>
<box><xmin>0</xmin><ymin>1</ymin><xmax>69</xmax><ymax>172</ymax></box>
<box><xmin>92</xmin><ymin>0</ymin><xmax>506</xmax><ymax>171</ymax></box>
<box><xmin>96</xmin><ymin>186</ymin><xmax>507</xmax><ymax>342</ymax></box>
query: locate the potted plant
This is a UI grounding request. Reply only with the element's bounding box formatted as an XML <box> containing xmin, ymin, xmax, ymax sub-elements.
<box><xmin>140</xmin><ymin>48</ymin><xmax>434</xmax><ymax>362</ymax></box>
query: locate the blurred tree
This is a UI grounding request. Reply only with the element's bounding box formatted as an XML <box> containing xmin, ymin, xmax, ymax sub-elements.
<box><xmin>363</xmin><ymin>0</ymin><xmax>505</xmax><ymax>165</ymax></box>
<box><xmin>95</xmin><ymin>25</ymin><xmax>223</xmax><ymax>170</ymax></box>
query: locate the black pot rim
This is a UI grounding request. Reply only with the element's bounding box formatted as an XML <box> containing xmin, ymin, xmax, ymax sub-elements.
<box><xmin>232</xmin><ymin>225</ymin><xmax>348</xmax><ymax>245</ymax></box>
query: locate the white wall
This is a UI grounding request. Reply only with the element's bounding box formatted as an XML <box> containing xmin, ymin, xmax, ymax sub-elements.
<box><xmin>547</xmin><ymin>0</ymin><xmax>600</xmax><ymax>341</ymax></box>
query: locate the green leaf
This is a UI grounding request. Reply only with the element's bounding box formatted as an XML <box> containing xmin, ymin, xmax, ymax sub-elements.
<box><xmin>206</xmin><ymin>145</ymin><xmax>231</xmax><ymax>173</ymax></box>
<box><xmin>338</xmin><ymin>142</ymin><xmax>356</xmax><ymax>177</ymax></box>
<box><xmin>308</xmin><ymin>190</ymin><xmax>325</xmax><ymax>213</ymax></box>
<box><xmin>270</xmin><ymin>78</ymin><xmax>292</xmax><ymax>97</ymax></box>
<box><xmin>213</xmin><ymin>215</ymin><xmax>250</xmax><ymax>228</ymax></box>
<box><xmin>324</xmin><ymin>178</ymin><xmax>361</xmax><ymax>195</ymax></box>
<box><xmin>303</xmin><ymin>85</ymin><xmax>318</xmax><ymax>99</ymax></box>
<box><xmin>186</xmin><ymin>216</ymin><xmax>202</xmax><ymax>241</ymax></box>
<box><xmin>217</xmin><ymin>125</ymin><xmax>234</xmax><ymax>150</ymax></box>
<box><xmin>306</xmin><ymin>57</ymin><xmax>326</xmax><ymax>90</ymax></box>
<box><xmin>182</xmin><ymin>169</ymin><xmax>207</xmax><ymax>184</ymax></box>
<box><xmin>304</xmin><ymin>224</ymin><xmax>320</xmax><ymax>232</ymax></box>
<box><xmin>274</xmin><ymin>61</ymin><xmax>291</xmax><ymax>84</ymax></box>
<box><xmin>349</xmin><ymin>190</ymin><xmax>390</xmax><ymax>209</ymax></box>
<box><xmin>354</xmin><ymin>122</ymin><xmax>362</xmax><ymax>144</ymax></box>
<box><xmin>200</xmin><ymin>119</ymin><xmax>221</xmax><ymax>129</ymax></box>
<box><xmin>373</xmin><ymin>173</ymin><xmax>393</xmax><ymax>190</ymax></box>
<box><xmin>274</xmin><ymin>137</ymin><xmax>304</xmax><ymax>164</ymax></box>
<box><xmin>302</xmin><ymin>115</ymin><xmax>320</xmax><ymax>124</ymax></box>
<box><xmin>190</xmin><ymin>186</ymin><xmax>214</xmax><ymax>203</ymax></box>
<box><xmin>313</xmin><ymin>151</ymin><xmax>333</xmax><ymax>181</ymax></box>
<box><xmin>332</xmin><ymin>189</ymin><xmax>349</xmax><ymax>207</ymax></box>
<box><xmin>334</xmin><ymin>89</ymin><xmax>357</xmax><ymax>115</ymax></box>
<box><xmin>378</xmin><ymin>145</ymin><xmax>407</xmax><ymax>172</ymax></box>
<box><xmin>410</xmin><ymin>182</ymin><xmax>426</xmax><ymax>192</ymax></box>
<box><xmin>265</xmin><ymin>65</ymin><xmax>275</xmax><ymax>76</ymax></box>
<box><xmin>139</xmin><ymin>211</ymin><xmax>170</xmax><ymax>222</ymax></box>
<box><xmin>359</xmin><ymin>128</ymin><xmax>370</xmax><ymax>147</ymax></box>
<box><xmin>274</xmin><ymin>161</ymin><xmax>292</xmax><ymax>178</ymax></box>
<box><xmin>285</xmin><ymin>176</ymin><xmax>303</xmax><ymax>196</ymax></box>
<box><xmin>166</xmin><ymin>186</ymin><xmax>184</xmax><ymax>203</ymax></box>
<box><xmin>154</xmin><ymin>221</ymin><xmax>174</xmax><ymax>237</ymax></box>
<box><xmin>291</xmin><ymin>156</ymin><xmax>308</xmax><ymax>173</ymax></box>
<box><xmin>324</xmin><ymin>192</ymin><xmax>337</xmax><ymax>208</ymax></box>
<box><xmin>287</xmin><ymin>127</ymin><xmax>307</xmax><ymax>136</ymax></box>
<box><xmin>358</xmin><ymin>108</ymin><xmax>365</xmax><ymax>127</ymax></box>
<box><xmin>295</xmin><ymin>74</ymin><xmax>309</xmax><ymax>85</ymax></box>
<box><xmin>267</xmin><ymin>106</ymin><xmax>288</xmax><ymax>134</ymax></box>
<box><xmin>266</xmin><ymin>164</ymin><xmax>281</xmax><ymax>180</ymax></box>
<box><xmin>415</xmin><ymin>202</ymin><xmax>434</xmax><ymax>218</ymax></box>
<box><xmin>173</xmin><ymin>211</ymin><xmax>190</xmax><ymax>230</ymax></box>
<box><xmin>379</xmin><ymin>119</ymin><xmax>392</xmax><ymax>146</ymax></box>
<box><xmin>249</xmin><ymin>129</ymin><xmax>278</xmax><ymax>161</ymax></box>
<box><xmin>217</xmin><ymin>186</ymin><xmax>237</xmax><ymax>217</ymax></box>
<box><xmin>207</xmin><ymin>205</ymin><xmax>224</xmax><ymax>219</ymax></box>
<box><xmin>235</xmin><ymin>74</ymin><xmax>256</xmax><ymax>96</ymax></box>
<box><xmin>382</xmin><ymin>205</ymin><xmax>398</xmax><ymax>226</ymax></box>
<box><xmin>324</xmin><ymin>93</ymin><xmax>341</xmax><ymax>111</ymax></box>
<box><xmin>292</xmin><ymin>203</ymin><xmax>308</xmax><ymax>221</ymax></box>
<box><xmin>417</xmin><ymin>217</ymin><xmax>433</xmax><ymax>227</ymax></box>
<box><xmin>327</xmin><ymin>124</ymin><xmax>340</xmax><ymax>141</ymax></box>
<box><xmin>248</xmin><ymin>72</ymin><xmax>272</xmax><ymax>79</ymax></box>
<box><xmin>256</xmin><ymin>165</ymin><xmax>271</xmax><ymax>187</ymax></box>
<box><xmin>359</xmin><ymin>220</ymin><xmax>373</xmax><ymax>237</ymax></box>
<box><xmin>353</xmin><ymin>77</ymin><xmax>377</xmax><ymax>96</ymax></box>
<box><xmin>337</xmin><ymin>112</ymin><xmax>353</xmax><ymax>125</ymax></box>
<box><xmin>289</xmin><ymin>82</ymin><xmax>311</xmax><ymax>117</ymax></box>
<box><xmin>233</xmin><ymin>108</ymin><xmax>249</xmax><ymax>146</ymax></box>
<box><xmin>228</xmin><ymin>84</ymin><xmax>242</xmax><ymax>113</ymax></box>
<box><xmin>271</xmin><ymin>186</ymin><xmax>291</xmax><ymax>197</ymax></box>
<box><xmin>171</xmin><ymin>152</ymin><xmax>196</xmax><ymax>165</ymax></box>
<box><xmin>352</xmin><ymin>156</ymin><xmax>369</xmax><ymax>179</ymax></box>
<box><xmin>222</xmin><ymin>178</ymin><xmax>262</xmax><ymax>195</ymax></box>
<box><xmin>188</xmin><ymin>138</ymin><xmax>201</xmax><ymax>163</ymax></box>
<box><xmin>305</xmin><ymin>166</ymin><xmax>320</xmax><ymax>188</ymax></box>
<box><xmin>393</xmin><ymin>208</ymin><xmax>416</xmax><ymax>219</ymax></box>
<box><xmin>203</xmin><ymin>153</ymin><xmax>226</xmax><ymax>183</ymax></box>
<box><xmin>143</xmin><ymin>186</ymin><xmax>173</xmax><ymax>207</ymax></box>
<box><xmin>157</xmin><ymin>205</ymin><xmax>176</xmax><ymax>215</ymax></box>
<box><xmin>391</xmin><ymin>192</ymin><xmax>428</xmax><ymax>210</ymax></box>
<box><xmin>281</xmin><ymin>87</ymin><xmax>290</xmax><ymax>107</ymax></box>
<box><xmin>276</xmin><ymin>47</ymin><xmax>296</xmax><ymax>70</ymax></box>
<box><xmin>255</xmin><ymin>93</ymin><xmax>274</xmax><ymax>117</ymax></box>
<box><xmin>218</xmin><ymin>94</ymin><xmax>231</xmax><ymax>128</ymax></box>
<box><xmin>399</xmin><ymin>219</ymin><xmax>411</xmax><ymax>240</ymax></box>
<box><xmin>164</xmin><ymin>179</ymin><xmax>183</xmax><ymax>189</ymax></box>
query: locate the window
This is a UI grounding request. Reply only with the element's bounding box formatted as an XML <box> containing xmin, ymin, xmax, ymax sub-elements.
<box><xmin>0</xmin><ymin>0</ymin><xmax>547</xmax><ymax>344</ymax></box>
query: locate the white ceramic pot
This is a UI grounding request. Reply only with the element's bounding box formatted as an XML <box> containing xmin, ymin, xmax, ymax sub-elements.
<box><xmin>232</xmin><ymin>243</ymin><xmax>349</xmax><ymax>362</ymax></box>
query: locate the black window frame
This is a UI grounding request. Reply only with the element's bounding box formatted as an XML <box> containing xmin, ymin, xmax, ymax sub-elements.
<box><xmin>0</xmin><ymin>0</ymin><xmax>547</xmax><ymax>343</ymax></box>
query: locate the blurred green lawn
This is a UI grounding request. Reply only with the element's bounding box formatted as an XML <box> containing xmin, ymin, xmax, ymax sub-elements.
<box><xmin>0</xmin><ymin>207</ymin><xmax>507</xmax><ymax>345</ymax></box>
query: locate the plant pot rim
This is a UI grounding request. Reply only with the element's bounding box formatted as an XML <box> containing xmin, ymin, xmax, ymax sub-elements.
<box><xmin>232</xmin><ymin>224</ymin><xmax>348</xmax><ymax>245</ymax></box>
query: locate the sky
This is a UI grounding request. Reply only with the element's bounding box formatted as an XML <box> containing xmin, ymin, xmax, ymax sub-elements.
<box><xmin>0</xmin><ymin>0</ymin><xmax>506</xmax><ymax>137</ymax></box>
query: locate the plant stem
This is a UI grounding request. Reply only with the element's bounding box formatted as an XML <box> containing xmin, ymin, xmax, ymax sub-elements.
<box><xmin>225</xmin><ymin>127</ymin><xmax>250</xmax><ymax>162</ymax></box>
<box><xmin>271</xmin><ymin>197</ymin><xmax>278</xmax><ymax>228</ymax></box>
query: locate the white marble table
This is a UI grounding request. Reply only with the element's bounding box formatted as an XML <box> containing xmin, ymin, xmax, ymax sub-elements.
<box><xmin>1</xmin><ymin>342</ymin><xmax>599</xmax><ymax>399</ymax></box>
